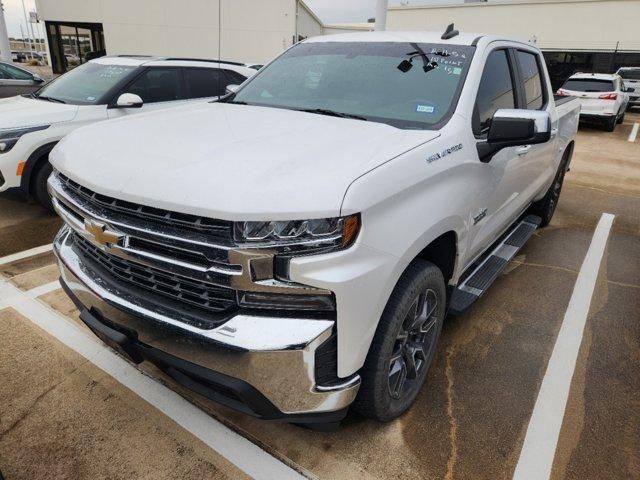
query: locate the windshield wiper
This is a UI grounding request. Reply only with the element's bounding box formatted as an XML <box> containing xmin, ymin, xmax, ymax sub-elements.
<box><xmin>298</xmin><ymin>108</ymin><xmax>367</xmax><ymax>121</ymax></box>
<box><xmin>35</xmin><ymin>95</ymin><xmax>66</xmax><ymax>104</ymax></box>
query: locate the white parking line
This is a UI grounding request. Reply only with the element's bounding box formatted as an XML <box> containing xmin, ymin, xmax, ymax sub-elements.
<box><xmin>0</xmin><ymin>281</ymin><xmax>306</xmax><ymax>480</ymax></box>
<box><xmin>513</xmin><ymin>213</ymin><xmax>615</xmax><ymax>480</ymax></box>
<box><xmin>0</xmin><ymin>243</ymin><xmax>53</xmax><ymax>266</ymax></box>
<box><xmin>629</xmin><ymin>122</ymin><xmax>639</xmax><ymax>143</ymax></box>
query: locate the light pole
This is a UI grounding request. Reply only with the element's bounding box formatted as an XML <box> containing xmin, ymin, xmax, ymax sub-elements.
<box><xmin>21</xmin><ymin>0</ymin><xmax>34</xmax><ymax>57</ymax></box>
<box><xmin>0</xmin><ymin>0</ymin><xmax>11</xmax><ymax>62</ymax></box>
<box><xmin>375</xmin><ymin>0</ymin><xmax>389</xmax><ymax>32</ymax></box>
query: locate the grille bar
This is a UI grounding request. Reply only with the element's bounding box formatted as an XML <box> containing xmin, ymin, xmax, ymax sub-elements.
<box><xmin>58</xmin><ymin>173</ymin><xmax>234</xmax><ymax>243</ymax></box>
<box><xmin>73</xmin><ymin>233</ymin><xmax>237</xmax><ymax>317</ymax></box>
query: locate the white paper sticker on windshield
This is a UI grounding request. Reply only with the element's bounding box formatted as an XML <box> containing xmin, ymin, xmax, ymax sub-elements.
<box><xmin>416</xmin><ymin>104</ymin><xmax>435</xmax><ymax>114</ymax></box>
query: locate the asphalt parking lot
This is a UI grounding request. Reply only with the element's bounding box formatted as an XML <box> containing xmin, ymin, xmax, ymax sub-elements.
<box><xmin>0</xmin><ymin>113</ymin><xmax>639</xmax><ymax>479</ymax></box>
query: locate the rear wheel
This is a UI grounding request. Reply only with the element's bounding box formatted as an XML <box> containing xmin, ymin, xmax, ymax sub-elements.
<box><xmin>604</xmin><ymin>114</ymin><xmax>617</xmax><ymax>132</ymax></box>
<box><xmin>617</xmin><ymin>111</ymin><xmax>625</xmax><ymax>124</ymax></box>
<box><xmin>32</xmin><ymin>160</ymin><xmax>54</xmax><ymax>212</ymax></box>
<box><xmin>353</xmin><ymin>260</ymin><xmax>445</xmax><ymax>421</ymax></box>
<box><xmin>529</xmin><ymin>149</ymin><xmax>569</xmax><ymax>227</ymax></box>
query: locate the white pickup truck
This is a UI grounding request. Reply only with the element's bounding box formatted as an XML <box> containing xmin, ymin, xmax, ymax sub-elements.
<box><xmin>49</xmin><ymin>29</ymin><xmax>579</xmax><ymax>428</ymax></box>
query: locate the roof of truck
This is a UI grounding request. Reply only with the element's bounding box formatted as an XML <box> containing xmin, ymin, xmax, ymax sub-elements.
<box><xmin>306</xmin><ymin>31</ymin><xmax>531</xmax><ymax>48</ymax></box>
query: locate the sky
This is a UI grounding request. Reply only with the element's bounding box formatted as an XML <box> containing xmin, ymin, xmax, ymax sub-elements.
<box><xmin>2</xmin><ymin>0</ymin><xmax>458</xmax><ymax>38</ymax></box>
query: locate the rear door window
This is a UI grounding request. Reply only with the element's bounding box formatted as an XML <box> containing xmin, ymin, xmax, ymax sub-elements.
<box><xmin>516</xmin><ymin>50</ymin><xmax>544</xmax><ymax>109</ymax></box>
<box><xmin>184</xmin><ymin>68</ymin><xmax>228</xmax><ymax>99</ymax></box>
<box><xmin>562</xmin><ymin>79</ymin><xmax>615</xmax><ymax>92</ymax></box>
<box><xmin>125</xmin><ymin>68</ymin><xmax>183</xmax><ymax>103</ymax></box>
<box><xmin>474</xmin><ymin>49</ymin><xmax>516</xmax><ymax>134</ymax></box>
<box><xmin>223</xmin><ymin>69</ymin><xmax>247</xmax><ymax>86</ymax></box>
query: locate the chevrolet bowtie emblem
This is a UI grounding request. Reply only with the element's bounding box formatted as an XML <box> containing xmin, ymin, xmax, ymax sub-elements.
<box><xmin>84</xmin><ymin>219</ymin><xmax>123</xmax><ymax>247</ymax></box>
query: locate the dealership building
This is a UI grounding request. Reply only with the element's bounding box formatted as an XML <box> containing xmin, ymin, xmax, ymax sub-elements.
<box><xmin>33</xmin><ymin>0</ymin><xmax>359</xmax><ymax>73</ymax></box>
<box><xmin>389</xmin><ymin>0</ymin><xmax>639</xmax><ymax>89</ymax></box>
<box><xmin>34</xmin><ymin>0</ymin><xmax>639</xmax><ymax>87</ymax></box>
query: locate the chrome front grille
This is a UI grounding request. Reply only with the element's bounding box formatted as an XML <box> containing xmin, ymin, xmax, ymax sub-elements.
<box><xmin>73</xmin><ymin>233</ymin><xmax>237</xmax><ymax>317</ymax></box>
<box><xmin>49</xmin><ymin>170</ymin><xmax>332</xmax><ymax>327</ymax></box>
<box><xmin>57</xmin><ymin>173</ymin><xmax>233</xmax><ymax>243</ymax></box>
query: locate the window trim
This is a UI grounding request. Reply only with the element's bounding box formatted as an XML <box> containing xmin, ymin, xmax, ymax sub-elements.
<box><xmin>472</xmin><ymin>47</ymin><xmax>519</xmax><ymax>138</ymax></box>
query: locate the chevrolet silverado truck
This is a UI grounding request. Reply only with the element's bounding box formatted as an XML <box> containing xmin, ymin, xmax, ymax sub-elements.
<box><xmin>49</xmin><ymin>29</ymin><xmax>579</xmax><ymax>428</ymax></box>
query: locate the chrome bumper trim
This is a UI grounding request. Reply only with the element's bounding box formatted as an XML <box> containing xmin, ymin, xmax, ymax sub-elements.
<box><xmin>54</xmin><ymin>227</ymin><xmax>359</xmax><ymax>414</ymax></box>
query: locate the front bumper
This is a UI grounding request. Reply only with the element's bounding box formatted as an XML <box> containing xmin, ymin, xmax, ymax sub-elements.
<box><xmin>54</xmin><ymin>227</ymin><xmax>360</xmax><ymax>422</ymax></box>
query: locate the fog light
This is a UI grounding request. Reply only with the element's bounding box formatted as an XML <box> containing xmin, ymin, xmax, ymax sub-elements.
<box><xmin>237</xmin><ymin>291</ymin><xmax>335</xmax><ymax>311</ymax></box>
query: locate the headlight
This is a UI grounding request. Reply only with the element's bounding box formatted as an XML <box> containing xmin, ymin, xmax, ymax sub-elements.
<box><xmin>234</xmin><ymin>214</ymin><xmax>360</xmax><ymax>252</ymax></box>
<box><xmin>0</xmin><ymin>125</ymin><xmax>50</xmax><ymax>154</ymax></box>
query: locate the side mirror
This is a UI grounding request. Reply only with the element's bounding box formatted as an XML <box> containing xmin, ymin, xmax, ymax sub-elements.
<box><xmin>477</xmin><ymin>109</ymin><xmax>551</xmax><ymax>163</ymax></box>
<box><xmin>32</xmin><ymin>74</ymin><xmax>45</xmax><ymax>84</ymax></box>
<box><xmin>115</xmin><ymin>93</ymin><xmax>144</xmax><ymax>109</ymax></box>
<box><xmin>225</xmin><ymin>84</ymin><xmax>240</xmax><ymax>95</ymax></box>
<box><xmin>626</xmin><ymin>87</ymin><xmax>634</xmax><ymax>93</ymax></box>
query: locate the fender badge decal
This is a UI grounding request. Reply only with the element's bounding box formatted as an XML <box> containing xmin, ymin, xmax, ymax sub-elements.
<box><xmin>427</xmin><ymin>143</ymin><xmax>463</xmax><ymax>163</ymax></box>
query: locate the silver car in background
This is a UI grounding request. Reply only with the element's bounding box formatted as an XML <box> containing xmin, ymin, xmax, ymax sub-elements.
<box><xmin>0</xmin><ymin>62</ymin><xmax>45</xmax><ymax>99</ymax></box>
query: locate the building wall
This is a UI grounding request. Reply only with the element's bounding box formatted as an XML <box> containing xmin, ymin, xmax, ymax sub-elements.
<box><xmin>35</xmin><ymin>0</ymin><xmax>300</xmax><ymax>63</ymax></box>
<box><xmin>387</xmin><ymin>0</ymin><xmax>640</xmax><ymax>52</ymax></box>
<box><xmin>297</xmin><ymin>3</ymin><xmax>323</xmax><ymax>40</ymax></box>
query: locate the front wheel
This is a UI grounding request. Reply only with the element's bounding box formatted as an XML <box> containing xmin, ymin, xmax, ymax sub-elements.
<box><xmin>32</xmin><ymin>160</ymin><xmax>54</xmax><ymax>212</ymax></box>
<box><xmin>353</xmin><ymin>260</ymin><xmax>446</xmax><ymax>421</ymax></box>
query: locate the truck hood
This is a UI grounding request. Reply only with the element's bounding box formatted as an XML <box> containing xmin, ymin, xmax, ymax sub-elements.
<box><xmin>0</xmin><ymin>95</ymin><xmax>78</xmax><ymax>129</ymax></box>
<box><xmin>51</xmin><ymin>102</ymin><xmax>440</xmax><ymax>220</ymax></box>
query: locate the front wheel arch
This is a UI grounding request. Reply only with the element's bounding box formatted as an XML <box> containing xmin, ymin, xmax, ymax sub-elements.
<box><xmin>19</xmin><ymin>141</ymin><xmax>59</xmax><ymax>198</ymax></box>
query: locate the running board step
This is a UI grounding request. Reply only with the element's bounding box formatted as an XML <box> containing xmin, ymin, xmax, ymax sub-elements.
<box><xmin>448</xmin><ymin>215</ymin><xmax>541</xmax><ymax>315</ymax></box>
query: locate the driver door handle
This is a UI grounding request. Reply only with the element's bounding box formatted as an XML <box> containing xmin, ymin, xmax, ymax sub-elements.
<box><xmin>516</xmin><ymin>145</ymin><xmax>532</xmax><ymax>156</ymax></box>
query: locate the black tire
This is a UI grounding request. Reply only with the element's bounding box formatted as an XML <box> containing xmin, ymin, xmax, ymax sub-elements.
<box><xmin>352</xmin><ymin>259</ymin><xmax>446</xmax><ymax>422</ymax></box>
<box><xmin>528</xmin><ymin>150</ymin><xmax>569</xmax><ymax>227</ymax></box>
<box><xmin>604</xmin><ymin>115</ymin><xmax>617</xmax><ymax>132</ymax></box>
<box><xmin>617</xmin><ymin>111</ymin><xmax>625</xmax><ymax>124</ymax></box>
<box><xmin>32</xmin><ymin>160</ymin><xmax>54</xmax><ymax>212</ymax></box>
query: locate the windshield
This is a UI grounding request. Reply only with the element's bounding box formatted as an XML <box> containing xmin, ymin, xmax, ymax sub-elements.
<box><xmin>562</xmin><ymin>78</ymin><xmax>615</xmax><ymax>92</ymax></box>
<box><xmin>34</xmin><ymin>62</ymin><xmax>136</xmax><ymax>105</ymax></box>
<box><xmin>232</xmin><ymin>42</ymin><xmax>475</xmax><ymax>129</ymax></box>
<box><xmin>618</xmin><ymin>69</ymin><xmax>640</xmax><ymax>81</ymax></box>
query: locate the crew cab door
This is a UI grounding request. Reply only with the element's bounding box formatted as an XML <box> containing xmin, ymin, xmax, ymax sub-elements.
<box><xmin>466</xmin><ymin>47</ymin><xmax>553</xmax><ymax>261</ymax></box>
<box><xmin>511</xmin><ymin>48</ymin><xmax>557</xmax><ymax>202</ymax></box>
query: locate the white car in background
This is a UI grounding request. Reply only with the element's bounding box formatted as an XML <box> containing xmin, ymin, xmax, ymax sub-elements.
<box><xmin>617</xmin><ymin>67</ymin><xmax>640</xmax><ymax>109</ymax></box>
<box><xmin>557</xmin><ymin>72</ymin><xmax>630</xmax><ymax>131</ymax></box>
<box><xmin>0</xmin><ymin>56</ymin><xmax>256</xmax><ymax>209</ymax></box>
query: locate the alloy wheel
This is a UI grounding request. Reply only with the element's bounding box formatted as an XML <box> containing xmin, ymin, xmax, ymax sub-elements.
<box><xmin>388</xmin><ymin>288</ymin><xmax>439</xmax><ymax>399</ymax></box>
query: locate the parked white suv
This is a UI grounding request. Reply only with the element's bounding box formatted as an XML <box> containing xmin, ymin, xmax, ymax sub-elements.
<box><xmin>50</xmin><ymin>31</ymin><xmax>579</xmax><ymax>428</ymax></box>
<box><xmin>617</xmin><ymin>67</ymin><xmax>640</xmax><ymax>109</ymax></box>
<box><xmin>0</xmin><ymin>56</ymin><xmax>255</xmax><ymax>209</ymax></box>
<box><xmin>557</xmin><ymin>72</ymin><xmax>630</xmax><ymax>131</ymax></box>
